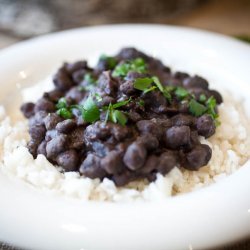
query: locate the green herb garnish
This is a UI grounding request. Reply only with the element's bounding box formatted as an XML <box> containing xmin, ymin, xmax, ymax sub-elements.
<box><xmin>56</xmin><ymin>97</ymin><xmax>67</xmax><ymax>109</ymax></box>
<box><xmin>133</xmin><ymin>76</ymin><xmax>172</xmax><ymax>102</ymax></box>
<box><xmin>84</xmin><ymin>73</ymin><xmax>96</xmax><ymax>84</ymax></box>
<box><xmin>80</xmin><ymin>96</ymin><xmax>100</xmax><ymax>123</ymax></box>
<box><xmin>100</xmin><ymin>54</ymin><xmax>117</xmax><ymax>69</ymax></box>
<box><xmin>56</xmin><ymin>98</ymin><xmax>73</xmax><ymax>119</ymax></box>
<box><xmin>111</xmin><ymin>110</ymin><xmax>127</xmax><ymax>126</ymax></box>
<box><xmin>112</xmin><ymin>98</ymin><xmax>131</xmax><ymax>109</ymax></box>
<box><xmin>133</xmin><ymin>77</ymin><xmax>153</xmax><ymax>91</ymax></box>
<box><xmin>175</xmin><ymin>87</ymin><xmax>189</xmax><ymax>100</ymax></box>
<box><xmin>56</xmin><ymin>107</ymin><xmax>73</xmax><ymax>119</ymax></box>
<box><xmin>206</xmin><ymin>96</ymin><xmax>218</xmax><ymax>120</ymax></box>
<box><xmin>189</xmin><ymin>99</ymin><xmax>207</xmax><ymax>117</ymax></box>
<box><xmin>199</xmin><ymin>94</ymin><xmax>207</xmax><ymax>102</ymax></box>
<box><xmin>104</xmin><ymin>99</ymin><xmax>130</xmax><ymax>126</ymax></box>
<box><xmin>112</xmin><ymin>57</ymin><xmax>146</xmax><ymax>78</ymax></box>
<box><xmin>151</xmin><ymin>76</ymin><xmax>164</xmax><ymax>92</ymax></box>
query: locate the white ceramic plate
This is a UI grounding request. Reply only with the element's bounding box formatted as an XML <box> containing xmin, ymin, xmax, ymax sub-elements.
<box><xmin>0</xmin><ymin>25</ymin><xmax>250</xmax><ymax>250</ymax></box>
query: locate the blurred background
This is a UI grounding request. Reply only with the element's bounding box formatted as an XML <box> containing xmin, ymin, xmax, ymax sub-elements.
<box><xmin>0</xmin><ymin>0</ymin><xmax>250</xmax><ymax>49</ymax></box>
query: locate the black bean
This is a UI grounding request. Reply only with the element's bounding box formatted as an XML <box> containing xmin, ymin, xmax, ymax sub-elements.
<box><xmin>68</xmin><ymin>127</ymin><xmax>85</xmax><ymax>150</ymax></box>
<box><xmin>171</xmin><ymin>114</ymin><xmax>195</xmax><ymax>127</ymax></box>
<box><xmin>29</xmin><ymin>124</ymin><xmax>46</xmax><ymax>142</ymax></box>
<box><xmin>112</xmin><ymin>170</ymin><xmax>133</xmax><ymax>187</ymax></box>
<box><xmin>165</xmin><ymin>126</ymin><xmax>191</xmax><ymax>149</ymax></box>
<box><xmin>65</xmin><ymin>87</ymin><xmax>86</xmax><ymax>103</ymax></box>
<box><xmin>27</xmin><ymin>140</ymin><xmax>39</xmax><ymax>158</ymax></box>
<box><xmin>56</xmin><ymin>119</ymin><xmax>77</xmax><ymax>133</ymax></box>
<box><xmin>43</xmin><ymin>89</ymin><xmax>64</xmax><ymax>102</ymax></box>
<box><xmin>56</xmin><ymin>150</ymin><xmax>79</xmax><ymax>172</ymax></box>
<box><xmin>120</xmin><ymin>80</ymin><xmax>137</xmax><ymax>96</ymax></box>
<box><xmin>183</xmin><ymin>75</ymin><xmax>209</xmax><ymax>90</ymax></box>
<box><xmin>29</xmin><ymin>111</ymin><xmax>47</xmax><ymax>126</ymax></box>
<box><xmin>20</xmin><ymin>102</ymin><xmax>35</xmax><ymax>118</ymax></box>
<box><xmin>98</xmin><ymin>71</ymin><xmax>118</xmax><ymax>96</ymax></box>
<box><xmin>173</xmin><ymin>71</ymin><xmax>190</xmax><ymax>81</ymax></box>
<box><xmin>44</xmin><ymin>113</ymin><xmax>62</xmax><ymax>130</ymax></box>
<box><xmin>79</xmin><ymin>154</ymin><xmax>106</xmax><ymax>179</ymax></box>
<box><xmin>53</xmin><ymin>66</ymin><xmax>74</xmax><ymax>91</ymax></box>
<box><xmin>100</xmin><ymin>151</ymin><xmax>124</xmax><ymax>174</ymax></box>
<box><xmin>34</xmin><ymin>98</ymin><xmax>55</xmax><ymax>113</ymax></box>
<box><xmin>137</xmin><ymin>134</ymin><xmax>159</xmax><ymax>151</ymax></box>
<box><xmin>66</xmin><ymin>61</ymin><xmax>87</xmax><ymax>74</ymax></box>
<box><xmin>183</xmin><ymin>144</ymin><xmax>212</xmax><ymax>170</ymax></box>
<box><xmin>46</xmin><ymin>134</ymin><xmax>68</xmax><ymax>158</ymax></box>
<box><xmin>117</xmin><ymin>47</ymin><xmax>148</xmax><ymax>60</ymax></box>
<box><xmin>136</xmin><ymin>120</ymin><xmax>162</xmax><ymax>139</ymax></box>
<box><xmin>139</xmin><ymin>155</ymin><xmax>159</xmax><ymax>174</ymax></box>
<box><xmin>196</xmin><ymin>115</ymin><xmax>216</xmax><ymax>138</ymax></box>
<box><xmin>37</xmin><ymin>140</ymin><xmax>47</xmax><ymax>156</ymax></box>
<box><xmin>123</xmin><ymin>142</ymin><xmax>147</xmax><ymax>170</ymax></box>
<box><xmin>157</xmin><ymin>151</ymin><xmax>178</xmax><ymax>175</ymax></box>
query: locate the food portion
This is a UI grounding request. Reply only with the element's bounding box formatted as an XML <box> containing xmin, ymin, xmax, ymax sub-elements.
<box><xmin>20</xmin><ymin>48</ymin><xmax>223</xmax><ymax>187</ymax></box>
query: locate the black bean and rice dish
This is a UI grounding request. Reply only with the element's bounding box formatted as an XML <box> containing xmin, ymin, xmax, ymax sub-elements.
<box><xmin>0</xmin><ymin>48</ymin><xmax>250</xmax><ymax>201</ymax></box>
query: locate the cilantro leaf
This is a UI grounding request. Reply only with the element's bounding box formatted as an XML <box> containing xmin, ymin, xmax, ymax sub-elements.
<box><xmin>152</xmin><ymin>76</ymin><xmax>164</xmax><ymax>92</ymax></box>
<box><xmin>189</xmin><ymin>99</ymin><xmax>207</xmax><ymax>117</ymax></box>
<box><xmin>143</xmin><ymin>86</ymin><xmax>157</xmax><ymax>94</ymax></box>
<box><xmin>112</xmin><ymin>58</ymin><xmax>146</xmax><ymax>78</ymax></box>
<box><xmin>206</xmin><ymin>96</ymin><xmax>218</xmax><ymax>119</ymax></box>
<box><xmin>134</xmin><ymin>77</ymin><xmax>153</xmax><ymax>91</ymax></box>
<box><xmin>175</xmin><ymin>87</ymin><xmax>189</xmax><ymax>100</ymax></box>
<box><xmin>56</xmin><ymin>97</ymin><xmax>67</xmax><ymax>109</ymax></box>
<box><xmin>199</xmin><ymin>94</ymin><xmax>207</xmax><ymax>102</ymax></box>
<box><xmin>112</xmin><ymin>110</ymin><xmax>127</xmax><ymax>126</ymax></box>
<box><xmin>152</xmin><ymin>76</ymin><xmax>172</xmax><ymax>102</ymax></box>
<box><xmin>81</xmin><ymin>96</ymin><xmax>100</xmax><ymax>123</ymax></box>
<box><xmin>112</xmin><ymin>98</ymin><xmax>131</xmax><ymax>109</ymax></box>
<box><xmin>56</xmin><ymin>108</ymin><xmax>72</xmax><ymax>119</ymax></box>
<box><xmin>100</xmin><ymin>54</ymin><xmax>117</xmax><ymax>69</ymax></box>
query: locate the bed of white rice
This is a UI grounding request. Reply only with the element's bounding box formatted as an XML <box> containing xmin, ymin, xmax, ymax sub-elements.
<box><xmin>0</xmin><ymin>81</ymin><xmax>250</xmax><ymax>202</ymax></box>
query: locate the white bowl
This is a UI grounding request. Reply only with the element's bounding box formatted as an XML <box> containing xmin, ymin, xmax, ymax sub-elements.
<box><xmin>0</xmin><ymin>24</ymin><xmax>250</xmax><ymax>250</ymax></box>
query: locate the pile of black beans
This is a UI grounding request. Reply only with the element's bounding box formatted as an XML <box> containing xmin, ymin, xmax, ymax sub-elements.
<box><xmin>21</xmin><ymin>48</ymin><xmax>223</xmax><ymax>186</ymax></box>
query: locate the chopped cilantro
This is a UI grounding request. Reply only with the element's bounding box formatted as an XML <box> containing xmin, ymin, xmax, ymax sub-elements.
<box><xmin>134</xmin><ymin>77</ymin><xmax>153</xmax><ymax>91</ymax></box>
<box><xmin>104</xmin><ymin>99</ymin><xmax>130</xmax><ymax>126</ymax></box>
<box><xmin>81</xmin><ymin>96</ymin><xmax>100</xmax><ymax>123</ymax></box>
<box><xmin>199</xmin><ymin>94</ymin><xmax>207</xmax><ymax>102</ymax></box>
<box><xmin>162</xmin><ymin>88</ymin><xmax>172</xmax><ymax>102</ymax></box>
<box><xmin>56</xmin><ymin>97</ymin><xmax>67</xmax><ymax>109</ymax></box>
<box><xmin>111</xmin><ymin>110</ymin><xmax>127</xmax><ymax>126</ymax></box>
<box><xmin>100</xmin><ymin>54</ymin><xmax>117</xmax><ymax>69</ymax></box>
<box><xmin>143</xmin><ymin>86</ymin><xmax>157</xmax><ymax>94</ymax></box>
<box><xmin>151</xmin><ymin>76</ymin><xmax>164</xmax><ymax>92</ymax></box>
<box><xmin>206</xmin><ymin>96</ymin><xmax>218</xmax><ymax>120</ymax></box>
<box><xmin>189</xmin><ymin>99</ymin><xmax>207</xmax><ymax>117</ymax></box>
<box><xmin>56</xmin><ymin>107</ymin><xmax>72</xmax><ymax>119</ymax></box>
<box><xmin>112</xmin><ymin>57</ymin><xmax>146</xmax><ymax>78</ymax></box>
<box><xmin>112</xmin><ymin>98</ymin><xmax>131</xmax><ymax>109</ymax></box>
<box><xmin>175</xmin><ymin>87</ymin><xmax>189</xmax><ymax>100</ymax></box>
<box><xmin>56</xmin><ymin>98</ymin><xmax>73</xmax><ymax>119</ymax></box>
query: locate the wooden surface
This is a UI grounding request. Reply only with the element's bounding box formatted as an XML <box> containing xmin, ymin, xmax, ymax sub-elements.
<box><xmin>0</xmin><ymin>0</ymin><xmax>249</xmax><ymax>249</ymax></box>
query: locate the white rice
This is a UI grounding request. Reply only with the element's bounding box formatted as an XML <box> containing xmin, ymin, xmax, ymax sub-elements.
<box><xmin>0</xmin><ymin>81</ymin><xmax>250</xmax><ymax>202</ymax></box>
